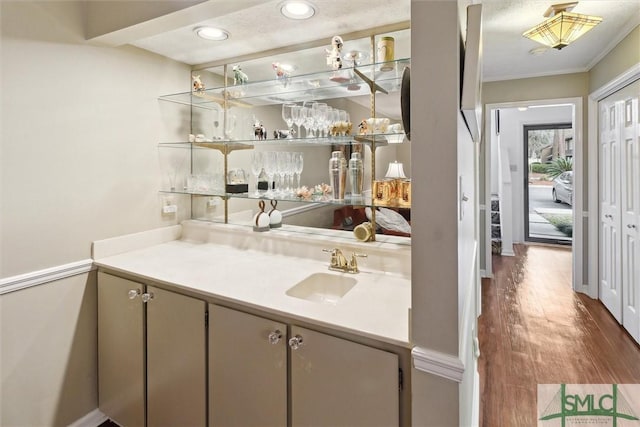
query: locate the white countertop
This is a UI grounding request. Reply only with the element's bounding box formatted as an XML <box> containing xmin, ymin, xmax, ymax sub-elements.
<box><xmin>93</xmin><ymin>221</ymin><xmax>411</xmax><ymax>348</ymax></box>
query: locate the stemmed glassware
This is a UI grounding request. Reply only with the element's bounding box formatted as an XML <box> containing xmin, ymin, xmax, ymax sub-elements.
<box><xmin>307</xmin><ymin>102</ymin><xmax>318</xmax><ymax>138</ymax></box>
<box><xmin>276</xmin><ymin>152</ymin><xmax>291</xmax><ymax>196</ymax></box>
<box><xmin>315</xmin><ymin>103</ymin><xmax>328</xmax><ymax>138</ymax></box>
<box><xmin>224</xmin><ymin>113</ymin><xmax>236</xmax><ymax>140</ymax></box>
<box><xmin>263</xmin><ymin>152</ymin><xmax>277</xmax><ymax>198</ymax></box>
<box><xmin>281</xmin><ymin>103</ymin><xmax>295</xmax><ymax>137</ymax></box>
<box><xmin>292</xmin><ymin>105</ymin><xmax>306</xmax><ymax>138</ymax></box>
<box><xmin>250</xmin><ymin>152</ymin><xmax>264</xmax><ymax>196</ymax></box>
<box><xmin>293</xmin><ymin>152</ymin><xmax>304</xmax><ymax>190</ymax></box>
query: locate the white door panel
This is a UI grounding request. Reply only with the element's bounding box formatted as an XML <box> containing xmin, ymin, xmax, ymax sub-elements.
<box><xmin>600</xmin><ymin>80</ymin><xmax>640</xmax><ymax>344</ymax></box>
<box><xmin>621</xmin><ymin>93</ymin><xmax>640</xmax><ymax>343</ymax></box>
<box><xmin>600</xmin><ymin>101</ymin><xmax>622</xmax><ymax>321</ymax></box>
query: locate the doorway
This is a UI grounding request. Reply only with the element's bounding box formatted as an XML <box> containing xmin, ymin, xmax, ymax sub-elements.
<box><xmin>524</xmin><ymin>123</ymin><xmax>573</xmax><ymax>245</ymax></box>
<box><xmin>483</xmin><ymin>97</ymin><xmax>584</xmax><ymax>294</ymax></box>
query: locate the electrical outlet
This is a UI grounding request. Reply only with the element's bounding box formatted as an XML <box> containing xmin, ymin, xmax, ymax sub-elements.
<box><xmin>207</xmin><ymin>198</ymin><xmax>220</xmax><ymax>208</ymax></box>
<box><xmin>162</xmin><ymin>204</ymin><xmax>177</xmax><ymax>214</ymax></box>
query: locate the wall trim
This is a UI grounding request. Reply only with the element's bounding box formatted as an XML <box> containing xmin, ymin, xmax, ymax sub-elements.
<box><xmin>67</xmin><ymin>409</ymin><xmax>108</xmax><ymax>427</ymax></box>
<box><xmin>0</xmin><ymin>259</ymin><xmax>95</xmax><ymax>295</ymax></box>
<box><xmin>411</xmin><ymin>346</ymin><xmax>465</xmax><ymax>383</ymax></box>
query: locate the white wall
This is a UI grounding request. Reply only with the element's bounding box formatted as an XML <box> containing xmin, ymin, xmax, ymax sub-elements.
<box><xmin>411</xmin><ymin>0</ymin><xmax>479</xmax><ymax>425</ymax></box>
<box><xmin>0</xmin><ymin>1</ymin><xmax>190</xmax><ymax>425</ymax></box>
<box><xmin>1</xmin><ymin>2</ymin><xmax>191</xmax><ymax>277</ymax></box>
<box><xmin>493</xmin><ymin>106</ymin><xmax>572</xmax><ymax>242</ymax></box>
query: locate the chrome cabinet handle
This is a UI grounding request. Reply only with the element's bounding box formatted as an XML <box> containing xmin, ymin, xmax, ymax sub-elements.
<box><xmin>604</xmin><ymin>214</ymin><xmax>613</xmax><ymax>219</ymax></box>
<box><xmin>628</xmin><ymin>224</ymin><xmax>637</xmax><ymax>229</ymax></box>
<box><xmin>268</xmin><ymin>330</ymin><xmax>282</xmax><ymax>345</ymax></box>
<box><xmin>141</xmin><ymin>292</ymin><xmax>154</xmax><ymax>303</ymax></box>
<box><xmin>288</xmin><ymin>335</ymin><xmax>304</xmax><ymax>350</ymax></box>
<box><xmin>128</xmin><ymin>289</ymin><xmax>141</xmax><ymax>300</ymax></box>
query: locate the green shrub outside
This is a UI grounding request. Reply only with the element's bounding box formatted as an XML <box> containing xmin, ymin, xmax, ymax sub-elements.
<box><xmin>530</xmin><ymin>163</ymin><xmax>548</xmax><ymax>174</ymax></box>
<box><xmin>540</xmin><ymin>213</ymin><xmax>573</xmax><ymax>237</ymax></box>
<box><xmin>545</xmin><ymin>157</ymin><xmax>573</xmax><ymax>180</ymax></box>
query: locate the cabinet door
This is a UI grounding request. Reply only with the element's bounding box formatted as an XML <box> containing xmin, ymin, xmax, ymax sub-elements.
<box><xmin>290</xmin><ymin>326</ymin><xmax>399</xmax><ymax>427</ymax></box>
<box><xmin>209</xmin><ymin>304</ymin><xmax>287</xmax><ymax>427</ymax></box>
<box><xmin>98</xmin><ymin>272</ymin><xmax>145</xmax><ymax>427</ymax></box>
<box><xmin>146</xmin><ymin>285</ymin><xmax>206</xmax><ymax>427</ymax></box>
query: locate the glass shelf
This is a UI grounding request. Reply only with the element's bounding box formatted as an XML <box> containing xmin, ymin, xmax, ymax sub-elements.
<box><xmin>158</xmin><ymin>134</ymin><xmax>402</xmax><ymax>150</ymax></box>
<box><xmin>158</xmin><ymin>58</ymin><xmax>410</xmax><ymax>109</ymax></box>
<box><xmin>159</xmin><ymin>189</ymin><xmax>409</xmax><ymax>210</ymax></box>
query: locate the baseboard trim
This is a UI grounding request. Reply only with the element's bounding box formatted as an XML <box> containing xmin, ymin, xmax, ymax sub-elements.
<box><xmin>67</xmin><ymin>409</ymin><xmax>108</xmax><ymax>427</ymax></box>
<box><xmin>412</xmin><ymin>346</ymin><xmax>465</xmax><ymax>383</ymax></box>
<box><xmin>0</xmin><ymin>259</ymin><xmax>95</xmax><ymax>295</ymax></box>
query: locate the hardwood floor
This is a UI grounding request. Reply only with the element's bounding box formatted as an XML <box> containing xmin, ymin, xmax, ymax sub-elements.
<box><xmin>478</xmin><ymin>244</ymin><xmax>640</xmax><ymax>426</ymax></box>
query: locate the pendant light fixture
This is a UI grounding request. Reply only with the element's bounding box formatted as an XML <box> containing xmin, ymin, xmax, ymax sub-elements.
<box><xmin>522</xmin><ymin>2</ymin><xmax>602</xmax><ymax>50</ymax></box>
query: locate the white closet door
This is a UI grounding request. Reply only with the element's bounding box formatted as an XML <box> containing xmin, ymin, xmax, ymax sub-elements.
<box><xmin>620</xmin><ymin>86</ymin><xmax>640</xmax><ymax>344</ymax></box>
<box><xmin>600</xmin><ymin>101</ymin><xmax>622</xmax><ymax>322</ymax></box>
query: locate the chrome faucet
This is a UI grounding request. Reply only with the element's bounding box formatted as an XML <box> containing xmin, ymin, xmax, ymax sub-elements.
<box><xmin>323</xmin><ymin>248</ymin><xmax>367</xmax><ymax>274</ymax></box>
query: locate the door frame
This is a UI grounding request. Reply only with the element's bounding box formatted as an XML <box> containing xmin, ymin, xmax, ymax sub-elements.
<box><xmin>523</xmin><ymin>122</ymin><xmax>573</xmax><ymax>245</ymax></box>
<box><xmin>483</xmin><ymin>97</ymin><xmax>583</xmax><ymax>294</ymax></box>
<box><xmin>588</xmin><ymin>63</ymin><xmax>640</xmax><ymax>299</ymax></box>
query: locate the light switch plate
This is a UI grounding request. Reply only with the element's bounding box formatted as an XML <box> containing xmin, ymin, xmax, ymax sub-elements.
<box><xmin>162</xmin><ymin>204</ymin><xmax>177</xmax><ymax>214</ymax></box>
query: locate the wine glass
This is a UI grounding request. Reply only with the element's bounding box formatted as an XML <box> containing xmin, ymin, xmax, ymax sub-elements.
<box><xmin>293</xmin><ymin>105</ymin><xmax>306</xmax><ymax>138</ymax></box>
<box><xmin>276</xmin><ymin>152</ymin><xmax>289</xmax><ymax>196</ymax></box>
<box><xmin>306</xmin><ymin>102</ymin><xmax>318</xmax><ymax>138</ymax></box>
<box><xmin>327</xmin><ymin>107</ymin><xmax>339</xmax><ymax>138</ymax></box>
<box><xmin>315</xmin><ymin>103</ymin><xmax>328</xmax><ymax>137</ymax></box>
<box><xmin>263</xmin><ymin>152</ymin><xmax>277</xmax><ymax>198</ymax></box>
<box><xmin>337</xmin><ymin>109</ymin><xmax>348</xmax><ymax>136</ymax></box>
<box><xmin>224</xmin><ymin>113</ymin><xmax>236</xmax><ymax>140</ymax></box>
<box><xmin>293</xmin><ymin>152</ymin><xmax>304</xmax><ymax>190</ymax></box>
<box><xmin>281</xmin><ymin>103</ymin><xmax>295</xmax><ymax>136</ymax></box>
<box><xmin>250</xmin><ymin>152</ymin><xmax>264</xmax><ymax>196</ymax></box>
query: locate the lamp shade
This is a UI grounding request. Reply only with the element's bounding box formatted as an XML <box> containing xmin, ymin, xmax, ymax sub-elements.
<box><xmin>385</xmin><ymin>161</ymin><xmax>407</xmax><ymax>179</ymax></box>
<box><xmin>523</xmin><ymin>11</ymin><xmax>602</xmax><ymax>50</ymax></box>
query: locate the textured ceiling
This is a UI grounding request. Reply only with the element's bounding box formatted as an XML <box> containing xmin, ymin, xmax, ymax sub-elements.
<box><xmin>127</xmin><ymin>0</ymin><xmax>639</xmax><ymax>82</ymax></box>
<box><xmin>481</xmin><ymin>0</ymin><xmax>640</xmax><ymax>81</ymax></box>
<box><xmin>131</xmin><ymin>0</ymin><xmax>411</xmax><ymax>67</ymax></box>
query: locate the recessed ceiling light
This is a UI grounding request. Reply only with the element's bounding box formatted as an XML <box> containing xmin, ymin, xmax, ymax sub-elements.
<box><xmin>280</xmin><ymin>1</ymin><xmax>316</xmax><ymax>20</ymax></box>
<box><xmin>518</xmin><ymin>107</ymin><xmax>529</xmax><ymax>111</ymax></box>
<box><xmin>194</xmin><ymin>26</ymin><xmax>229</xmax><ymax>41</ymax></box>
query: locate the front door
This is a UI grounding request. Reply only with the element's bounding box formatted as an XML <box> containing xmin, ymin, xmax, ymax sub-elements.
<box><xmin>524</xmin><ymin>123</ymin><xmax>573</xmax><ymax>245</ymax></box>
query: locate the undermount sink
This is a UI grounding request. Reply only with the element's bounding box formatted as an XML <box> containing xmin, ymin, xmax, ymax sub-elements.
<box><xmin>286</xmin><ymin>272</ymin><xmax>357</xmax><ymax>304</ymax></box>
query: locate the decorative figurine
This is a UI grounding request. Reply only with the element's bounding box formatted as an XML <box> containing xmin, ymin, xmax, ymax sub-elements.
<box><xmin>326</xmin><ymin>35</ymin><xmax>344</xmax><ymax>70</ymax></box>
<box><xmin>273</xmin><ymin>129</ymin><xmax>295</xmax><ymax>139</ymax></box>
<box><xmin>192</xmin><ymin>75</ymin><xmax>205</xmax><ymax>92</ymax></box>
<box><xmin>232</xmin><ymin>65</ymin><xmax>248</xmax><ymax>85</ymax></box>
<box><xmin>272</xmin><ymin>62</ymin><xmax>291</xmax><ymax>87</ymax></box>
<box><xmin>253</xmin><ymin>118</ymin><xmax>266</xmax><ymax>140</ymax></box>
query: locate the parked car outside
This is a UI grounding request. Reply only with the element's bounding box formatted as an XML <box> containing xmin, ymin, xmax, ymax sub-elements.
<box><xmin>552</xmin><ymin>171</ymin><xmax>573</xmax><ymax>205</ymax></box>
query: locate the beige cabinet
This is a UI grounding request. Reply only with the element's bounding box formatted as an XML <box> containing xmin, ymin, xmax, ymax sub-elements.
<box><xmin>98</xmin><ymin>272</ymin><xmax>145</xmax><ymax>427</ymax></box>
<box><xmin>209</xmin><ymin>304</ymin><xmax>400</xmax><ymax>427</ymax></box>
<box><xmin>209</xmin><ymin>304</ymin><xmax>287</xmax><ymax>427</ymax></box>
<box><xmin>98</xmin><ymin>272</ymin><xmax>207</xmax><ymax>427</ymax></box>
<box><xmin>290</xmin><ymin>325</ymin><xmax>399</xmax><ymax>427</ymax></box>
